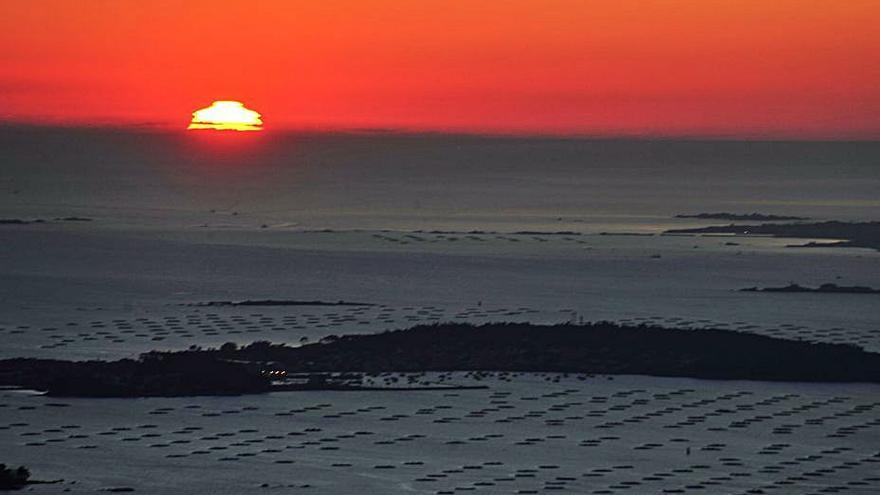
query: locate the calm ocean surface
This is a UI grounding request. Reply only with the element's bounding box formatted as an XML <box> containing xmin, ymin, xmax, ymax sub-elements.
<box><xmin>2</xmin><ymin>128</ymin><xmax>879</xmax><ymax>494</ymax></box>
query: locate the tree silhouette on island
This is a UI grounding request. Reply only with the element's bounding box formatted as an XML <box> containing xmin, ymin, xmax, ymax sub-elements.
<box><xmin>0</xmin><ymin>464</ymin><xmax>30</xmax><ymax>490</ymax></box>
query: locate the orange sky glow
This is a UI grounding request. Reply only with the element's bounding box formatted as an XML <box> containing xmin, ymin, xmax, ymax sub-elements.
<box><xmin>1</xmin><ymin>0</ymin><xmax>878</xmax><ymax>138</ymax></box>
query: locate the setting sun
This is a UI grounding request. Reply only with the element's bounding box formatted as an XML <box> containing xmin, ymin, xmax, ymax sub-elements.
<box><xmin>188</xmin><ymin>101</ymin><xmax>263</xmax><ymax>131</ymax></box>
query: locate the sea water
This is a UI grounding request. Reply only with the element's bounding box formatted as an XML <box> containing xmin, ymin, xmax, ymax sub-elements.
<box><xmin>1</xmin><ymin>127</ymin><xmax>878</xmax><ymax>492</ymax></box>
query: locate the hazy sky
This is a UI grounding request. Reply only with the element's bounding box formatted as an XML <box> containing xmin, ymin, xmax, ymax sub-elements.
<box><xmin>1</xmin><ymin>0</ymin><xmax>878</xmax><ymax>137</ymax></box>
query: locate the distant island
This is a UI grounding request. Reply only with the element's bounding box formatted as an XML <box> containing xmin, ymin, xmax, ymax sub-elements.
<box><xmin>664</xmin><ymin>221</ymin><xmax>880</xmax><ymax>251</ymax></box>
<box><xmin>3</xmin><ymin>322</ymin><xmax>880</xmax><ymax>397</ymax></box>
<box><xmin>187</xmin><ymin>299</ymin><xmax>375</xmax><ymax>307</ymax></box>
<box><xmin>0</xmin><ymin>217</ymin><xmax>92</xmax><ymax>225</ymax></box>
<box><xmin>675</xmin><ymin>212</ymin><xmax>808</xmax><ymax>221</ymax></box>
<box><xmin>512</xmin><ymin>231</ymin><xmax>582</xmax><ymax>236</ymax></box>
<box><xmin>0</xmin><ymin>219</ymin><xmax>44</xmax><ymax>225</ymax></box>
<box><xmin>741</xmin><ymin>283</ymin><xmax>880</xmax><ymax>294</ymax></box>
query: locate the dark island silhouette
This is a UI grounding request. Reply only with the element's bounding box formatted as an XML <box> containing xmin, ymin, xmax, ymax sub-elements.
<box><xmin>3</xmin><ymin>322</ymin><xmax>880</xmax><ymax>397</ymax></box>
<box><xmin>665</xmin><ymin>221</ymin><xmax>880</xmax><ymax>250</ymax></box>
<box><xmin>188</xmin><ymin>299</ymin><xmax>375</xmax><ymax>307</ymax></box>
<box><xmin>741</xmin><ymin>283</ymin><xmax>880</xmax><ymax>294</ymax></box>
<box><xmin>0</xmin><ymin>219</ymin><xmax>45</xmax><ymax>225</ymax></box>
<box><xmin>0</xmin><ymin>217</ymin><xmax>92</xmax><ymax>225</ymax></box>
<box><xmin>675</xmin><ymin>212</ymin><xmax>808</xmax><ymax>221</ymax></box>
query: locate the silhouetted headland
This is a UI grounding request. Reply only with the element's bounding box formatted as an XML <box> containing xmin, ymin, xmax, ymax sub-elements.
<box><xmin>741</xmin><ymin>283</ymin><xmax>880</xmax><ymax>294</ymax></box>
<box><xmin>3</xmin><ymin>322</ymin><xmax>880</xmax><ymax>397</ymax></box>
<box><xmin>675</xmin><ymin>212</ymin><xmax>808</xmax><ymax>221</ymax></box>
<box><xmin>665</xmin><ymin>221</ymin><xmax>880</xmax><ymax>250</ymax></box>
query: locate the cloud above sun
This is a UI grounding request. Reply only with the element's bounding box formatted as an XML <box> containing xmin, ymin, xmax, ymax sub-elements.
<box><xmin>188</xmin><ymin>101</ymin><xmax>263</xmax><ymax>131</ymax></box>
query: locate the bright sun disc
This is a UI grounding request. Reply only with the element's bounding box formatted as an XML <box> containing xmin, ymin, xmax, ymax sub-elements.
<box><xmin>188</xmin><ymin>100</ymin><xmax>263</xmax><ymax>131</ymax></box>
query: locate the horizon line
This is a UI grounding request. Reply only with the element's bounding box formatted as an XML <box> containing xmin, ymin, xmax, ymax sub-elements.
<box><xmin>1</xmin><ymin>119</ymin><xmax>878</xmax><ymax>143</ymax></box>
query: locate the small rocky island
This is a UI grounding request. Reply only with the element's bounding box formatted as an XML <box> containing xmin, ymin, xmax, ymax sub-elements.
<box><xmin>741</xmin><ymin>283</ymin><xmax>880</xmax><ymax>294</ymax></box>
<box><xmin>2</xmin><ymin>322</ymin><xmax>880</xmax><ymax>397</ymax></box>
<box><xmin>675</xmin><ymin>212</ymin><xmax>808</xmax><ymax>221</ymax></box>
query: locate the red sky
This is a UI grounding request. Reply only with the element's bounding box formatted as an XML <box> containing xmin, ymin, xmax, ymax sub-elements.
<box><xmin>1</xmin><ymin>1</ymin><xmax>878</xmax><ymax>138</ymax></box>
